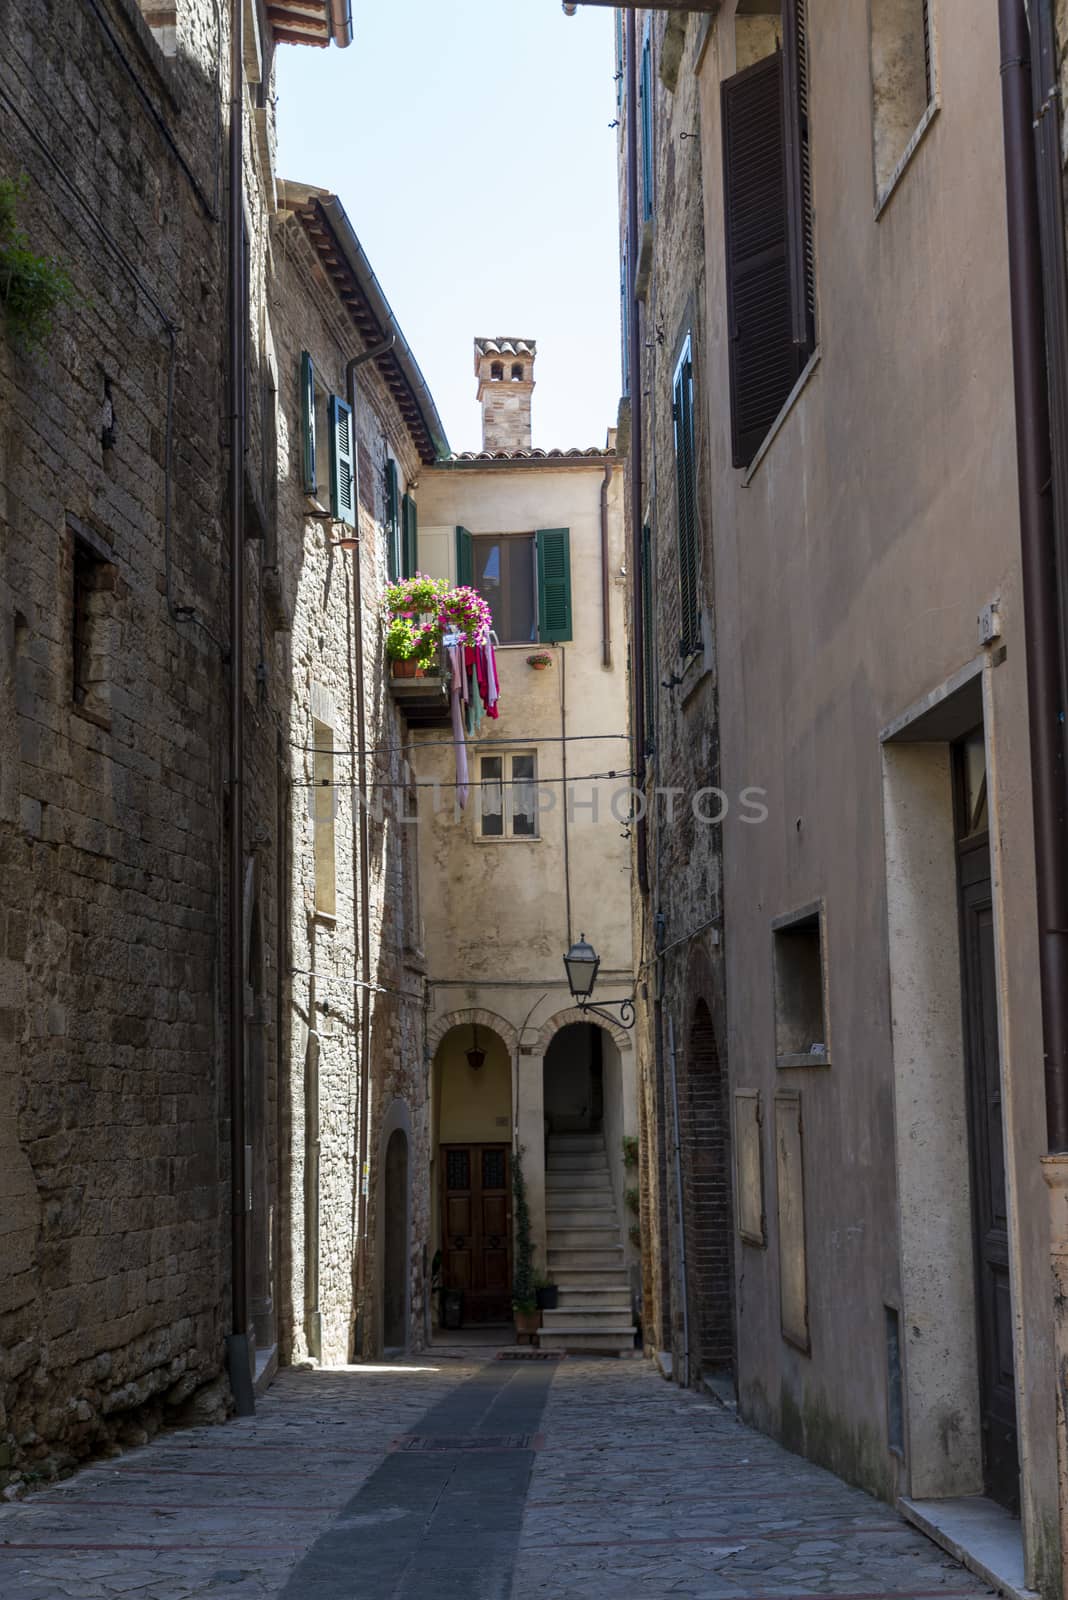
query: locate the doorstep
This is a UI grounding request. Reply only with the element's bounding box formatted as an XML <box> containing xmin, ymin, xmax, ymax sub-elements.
<box><xmin>253</xmin><ymin>1342</ymin><xmax>278</xmax><ymax>1397</ymax></box>
<box><xmin>898</xmin><ymin>1495</ymin><xmax>1037</xmax><ymax>1600</ymax></box>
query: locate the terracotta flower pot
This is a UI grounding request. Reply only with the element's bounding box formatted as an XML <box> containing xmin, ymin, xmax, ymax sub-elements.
<box><xmin>514</xmin><ymin>1307</ymin><xmax>542</xmax><ymax>1345</ymax></box>
<box><xmin>390</xmin><ymin>659</ymin><xmax>424</xmax><ymax>679</ymax></box>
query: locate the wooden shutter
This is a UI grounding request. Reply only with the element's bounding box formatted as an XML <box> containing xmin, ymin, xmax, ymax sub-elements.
<box><xmin>402</xmin><ymin>493</ymin><xmax>418</xmax><ymax>579</ymax></box>
<box><xmin>455</xmin><ymin>525</ymin><xmax>473</xmax><ymax>588</ymax></box>
<box><xmin>536</xmin><ymin>528</ymin><xmax>572</xmax><ymax>644</ymax></box>
<box><xmin>621</xmin><ymin>243</ymin><xmax>630</xmax><ymax>397</ymax></box>
<box><xmin>783</xmin><ymin>0</ymin><xmax>816</xmax><ymax>356</ymax></box>
<box><xmin>722</xmin><ymin>53</ymin><xmax>798</xmax><ymax>469</ymax></box>
<box><xmin>640</xmin><ymin>26</ymin><xmax>654</xmax><ymax>221</ymax></box>
<box><xmin>327</xmin><ymin>396</ymin><xmax>355</xmax><ymax>526</ymax></box>
<box><xmin>673</xmin><ymin>354</ymin><xmax>700</xmax><ymax>657</ymax></box>
<box><xmin>300</xmin><ymin>351</ymin><xmax>316</xmax><ymax>496</ymax></box>
<box><xmin>641</xmin><ymin>524</ymin><xmax>656</xmax><ymax>748</ymax></box>
<box><xmin>385</xmin><ymin>459</ymin><xmax>399</xmax><ymax>581</ymax></box>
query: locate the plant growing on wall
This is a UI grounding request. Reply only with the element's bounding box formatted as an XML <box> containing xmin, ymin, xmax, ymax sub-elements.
<box><xmin>512</xmin><ymin>1147</ymin><xmax>537</xmax><ymax>1313</ymax></box>
<box><xmin>625</xmin><ymin>1186</ymin><xmax>640</xmax><ymax>1215</ymax></box>
<box><xmin>0</xmin><ymin>176</ymin><xmax>72</xmax><ymax>351</ymax></box>
<box><xmin>622</xmin><ymin>1135</ymin><xmax>639</xmax><ymax>1168</ymax></box>
<box><xmin>628</xmin><ymin>1222</ymin><xmax>641</xmax><ymax>1249</ymax></box>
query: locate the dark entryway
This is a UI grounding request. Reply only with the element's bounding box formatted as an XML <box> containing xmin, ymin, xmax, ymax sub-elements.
<box><xmin>543</xmin><ymin>1023</ymin><xmax>603</xmax><ymax>1133</ymax></box>
<box><xmin>441</xmin><ymin>1143</ymin><xmax>512</xmax><ymax>1323</ymax></box>
<box><xmin>681</xmin><ymin>1000</ymin><xmax>734</xmax><ymax>1372</ymax></box>
<box><xmin>954</xmin><ymin>727</ymin><xmax>1019</xmax><ymax>1513</ymax></box>
<box><xmin>383</xmin><ymin>1129</ymin><xmax>409</xmax><ymax>1350</ymax></box>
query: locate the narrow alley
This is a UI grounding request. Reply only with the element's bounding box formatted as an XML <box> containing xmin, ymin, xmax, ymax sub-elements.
<box><xmin>0</xmin><ymin>1352</ymin><xmax>990</xmax><ymax>1600</ymax></box>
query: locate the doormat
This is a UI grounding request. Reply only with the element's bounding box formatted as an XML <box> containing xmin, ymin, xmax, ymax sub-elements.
<box><xmin>494</xmin><ymin>1350</ymin><xmax>565</xmax><ymax>1362</ymax></box>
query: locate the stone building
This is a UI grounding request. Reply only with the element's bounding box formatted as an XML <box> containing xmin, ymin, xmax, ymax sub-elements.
<box><xmin>410</xmin><ymin>342</ymin><xmax>639</xmax><ymax>1353</ymax></box>
<box><xmin>601</xmin><ymin>1</ymin><xmax>1064</xmax><ymax>1593</ymax></box>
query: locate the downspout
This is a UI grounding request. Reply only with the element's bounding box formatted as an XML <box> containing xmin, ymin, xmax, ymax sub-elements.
<box><xmin>225</xmin><ymin>0</ymin><xmax>253</xmax><ymax>1417</ymax></box>
<box><xmin>601</xmin><ymin>461</ymin><xmax>614</xmax><ymax>669</ymax></box>
<box><xmin>666</xmin><ymin>1015</ymin><xmax>690</xmax><ymax>1389</ymax></box>
<box><xmin>625</xmin><ymin>8</ymin><xmax>648</xmax><ymax>891</ymax></box>
<box><xmin>345</xmin><ymin>332</ymin><xmax>396</xmax><ymax>1358</ymax></box>
<box><xmin>1000</xmin><ymin>0</ymin><xmax>1068</xmax><ymax>1581</ymax></box>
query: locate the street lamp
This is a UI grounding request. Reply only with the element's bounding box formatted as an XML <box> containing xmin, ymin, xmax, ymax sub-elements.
<box><xmin>563</xmin><ymin>934</ymin><xmax>634</xmax><ymax>1028</ymax></box>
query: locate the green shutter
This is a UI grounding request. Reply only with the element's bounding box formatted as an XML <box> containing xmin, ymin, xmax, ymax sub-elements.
<box><xmin>402</xmin><ymin>493</ymin><xmax>418</xmax><ymax>579</ymax></box>
<box><xmin>385</xmin><ymin>459</ymin><xmax>399</xmax><ymax>581</ymax></box>
<box><xmin>301</xmin><ymin>351</ymin><xmax>316</xmax><ymax>496</ymax></box>
<box><xmin>641</xmin><ymin>524</ymin><xmax>656</xmax><ymax>749</ymax></box>
<box><xmin>455</xmin><ymin>525</ymin><xmax>473</xmax><ymax>587</ymax></box>
<box><xmin>327</xmin><ymin>395</ymin><xmax>355</xmax><ymax>526</ymax></box>
<box><xmin>536</xmin><ymin>527</ymin><xmax>572</xmax><ymax>643</ymax></box>
<box><xmin>673</xmin><ymin>346</ymin><xmax>700</xmax><ymax>656</ymax></box>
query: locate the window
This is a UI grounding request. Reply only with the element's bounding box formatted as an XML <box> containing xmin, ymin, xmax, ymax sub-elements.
<box><xmin>299</xmin><ymin>353</ymin><xmax>353</xmax><ymax>526</ymax></box>
<box><xmin>870</xmin><ymin>0</ymin><xmax>934</xmax><ymax>200</ymax></box>
<box><xmin>621</xmin><ymin>243</ymin><xmax>630</xmax><ymax>398</ymax></box>
<box><xmin>312</xmin><ymin>719</ymin><xmax>336</xmax><ymax>917</ymax></box>
<box><xmin>135</xmin><ymin>3</ymin><xmax>178</xmax><ymax>55</ymax></box>
<box><xmin>615</xmin><ymin>6</ymin><xmax>625</xmax><ymax>109</ymax></box>
<box><xmin>510</xmin><ymin>363</ymin><xmax>524</xmax><ymax>380</ymax></box>
<box><xmin>456</xmin><ymin>526</ymin><xmax>572</xmax><ymax>645</ymax></box>
<box><xmin>479</xmin><ymin>752</ymin><xmax>538</xmax><ymax>839</ymax></box>
<box><xmin>722</xmin><ymin>0</ymin><xmax>815</xmax><ymax>469</ymax></box>
<box><xmin>673</xmin><ymin>340</ymin><xmax>700</xmax><ymax>657</ymax></box>
<box><xmin>385</xmin><ymin>457</ymin><xmax>400</xmax><ymax>580</ymax></box>
<box><xmin>772</xmin><ymin>903</ymin><xmax>829</xmax><ymax>1067</ymax></box>
<box><xmin>640</xmin><ymin>22</ymin><xmax>654</xmax><ymax>221</ymax></box>
<box><xmin>70</xmin><ymin>520</ymin><xmax>116</xmax><ymax>726</ymax></box>
<box><xmin>641</xmin><ymin>524</ymin><xmax>656</xmax><ymax>748</ymax></box>
<box><xmin>401</xmin><ymin>491</ymin><xmax>418</xmax><ymax>579</ymax></box>
<box><xmin>490</xmin><ymin>360</ymin><xmax>504</xmax><ymax>380</ymax></box>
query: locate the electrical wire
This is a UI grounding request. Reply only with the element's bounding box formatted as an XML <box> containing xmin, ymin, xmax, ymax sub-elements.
<box><xmin>289</xmin><ymin>730</ymin><xmax>630</xmax><ymax>757</ymax></box>
<box><xmin>289</xmin><ymin>769</ymin><xmax>637</xmax><ymax>789</ymax></box>
<box><xmin>288</xmin><ymin>967</ymin><xmax>426</xmax><ymax>1006</ymax></box>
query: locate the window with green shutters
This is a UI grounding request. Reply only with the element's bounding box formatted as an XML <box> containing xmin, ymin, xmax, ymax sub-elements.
<box><xmin>673</xmin><ymin>340</ymin><xmax>700</xmax><ymax>658</ymax></box>
<box><xmin>327</xmin><ymin>396</ymin><xmax>355</xmax><ymax>527</ymax></box>
<box><xmin>385</xmin><ymin>459</ymin><xmax>400</xmax><ymax>581</ymax></box>
<box><xmin>455</xmin><ymin>525</ymin><xmax>473</xmax><ymax>588</ymax></box>
<box><xmin>536</xmin><ymin>527</ymin><xmax>572</xmax><ymax>644</ymax></box>
<box><xmin>300</xmin><ymin>351</ymin><xmax>317</xmax><ymax>497</ymax></box>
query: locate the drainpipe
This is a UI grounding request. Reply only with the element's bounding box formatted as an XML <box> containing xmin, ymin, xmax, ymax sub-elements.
<box><xmin>600</xmin><ymin>461</ymin><xmax>614</xmax><ymax>669</ymax></box>
<box><xmin>666</xmin><ymin>1015</ymin><xmax>690</xmax><ymax>1388</ymax></box>
<box><xmin>224</xmin><ymin>0</ymin><xmax>253</xmax><ymax>1418</ymax></box>
<box><xmin>345</xmin><ymin>332</ymin><xmax>396</xmax><ymax>1358</ymax></box>
<box><xmin>999</xmin><ymin>0</ymin><xmax>1068</xmax><ymax>1577</ymax></box>
<box><xmin>625</xmin><ymin>8</ymin><xmax>648</xmax><ymax>891</ymax></box>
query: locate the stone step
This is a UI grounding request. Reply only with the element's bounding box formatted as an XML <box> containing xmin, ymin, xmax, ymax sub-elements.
<box><xmin>548</xmin><ymin>1246</ymin><xmax>624</xmax><ymax>1269</ymax></box>
<box><xmin>542</xmin><ymin>1306</ymin><xmax>632</xmax><ymax>1326</ymax></box>
<box><xmin>547</xmin><ymin>1155</ymin><xmax>609</xmax><ymax>1172</ymax></box>
<box><xmin>545</xmin><ymin>1172</ymin><xmax>613</xmax><ymax>1191</ymax></box>
<box><xmin>538</xmin><ymin>1329</ymin><xmax>636</xmax><ymax>1354</ymax></box>
<box><xmin>556</xmin><ymin>1286</ymin><xmax>631</xmax><ymax>1308</ymax></box>
<box><xmin>549</xmin><ymin>1266</ymin><xmax>630</xmax><ymax>1287</ymax></box>
<box><xmin>546</xmin><ymin>1135</ymin><xmax>605</xmax><ymax>1152</ymax></box>
<box><xmin>546</xmin><ymin>1204</ymin><xmax>616</xmax><ymax>1225</ymax></box>
<box><xmin>547</xmin><ymin>1226</ymin><xmax>623</xmax><ymax>1249</ymax></box>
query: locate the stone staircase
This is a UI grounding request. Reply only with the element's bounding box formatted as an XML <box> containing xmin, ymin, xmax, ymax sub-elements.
<box><xmin>539</xmin><ymin>1131</ymin><xmax>636</xmax><ymax>1355</ymax></box>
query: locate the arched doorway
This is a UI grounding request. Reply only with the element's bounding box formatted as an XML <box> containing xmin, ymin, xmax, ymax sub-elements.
<box><xmin>681</xmin><ymin>999</ymin><xmax>734</xmax><ymax>1373</ymax></box>
<box><xmin>382</xmin><ymin>1128</ymin><xmax>409</xmax><ymax>1351</ymax></box>
<box><xmin>432</xmin><ymin>1020</ymin><xmax>513</xmax><ymax>1326</ymax></box>
<box><xmin>544</xmin><ymin>1022</ymin><xmax>603</xmax><ymax>1134</ymax></box>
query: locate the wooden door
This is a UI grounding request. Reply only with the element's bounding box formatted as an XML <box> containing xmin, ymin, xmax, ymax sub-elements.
<box><xmin>955</xmin><ymin>731</ymin><xmax>1019</xmax><ymax>1513</ymax></box>
<box><xmin>441</xmin><ymin>1144</ymin><xmax>512</xmax><ymax>1324</ymax></box>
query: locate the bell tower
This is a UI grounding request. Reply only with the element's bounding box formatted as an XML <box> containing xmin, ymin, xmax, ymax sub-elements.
<box><xmin>474</xmin><ymin>337</ymin><xmax>537</xmax><ymax>453</ymax></box>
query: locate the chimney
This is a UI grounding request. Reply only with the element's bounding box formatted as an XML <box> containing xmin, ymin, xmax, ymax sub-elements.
<box><xmin>474</xmin><ymin>337</ymin><xmax>536</xmax><ymax>453</ymax></box>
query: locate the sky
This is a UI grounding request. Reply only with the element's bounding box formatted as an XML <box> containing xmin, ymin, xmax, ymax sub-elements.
<box><xmin>274</xmin><ymin>0</ymin><xmax>622</xmax><ymax>456</ymax></box>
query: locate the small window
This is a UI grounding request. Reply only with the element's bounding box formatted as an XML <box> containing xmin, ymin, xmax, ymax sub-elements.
<box><xmin>490</xmin><ymin>361</ymin><xmax>504</xmax><ymax>381</ymax></box>
<box><xmin>479</xmin><ymin>752</ymin><xmax>538</xmax><ymax>840</ymax></box>
<box><xmin>473</xmin><ymin>533</ymin><xmax>536</xmax><ymax>644</ymax></box>
<box><xmin>312</xmin><ymin>719</ymin><xmax>336</xmax><ymax>917</ymax></box>
<box><xmin>772</xmin><ymin>903</ymin><xmax>829</xmax><ymax>1067</ymax></box>
<box><xmin>385</xmin><ymin>458</ymin><xmax>400</xmax><ymax>580</ymax></box>
<box><xmin>673</xmin><ymin>338</ymin><xmax>700</xmax><ymax>657</ymax></box>
<box><xmin>640</xmin><ymin>22</ymin><xmax>654</xmax><ymax>221</ymax></box>
<box><xmin>299</xmin><ymin>352</ymin><xmax>334</xmax><ymax>507</ymax></box>
<box><xmin>510</xmin><ymin>363</ymin><xmax>524</xmax><ymax>381</ymax></box>
<box><xmin>71</xmin><ymin>527</ymin><xmax>116</xmax><ymax>726</ymax></box>
<box><xmin>870</xmin><ymin>0</ymin><xmax>934</xmax><ymax>200</ymax></box>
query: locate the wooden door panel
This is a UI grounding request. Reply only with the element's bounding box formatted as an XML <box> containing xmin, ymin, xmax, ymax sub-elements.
<box><xmin>440</xmin><ymin>1143</ymin><xmax>512</xmax><ymax>1324</ymax></box>
<box><xmin>446</xmin><ymin>1196</ymin><xmax>472</xmax><ymax>1236</ymax></box>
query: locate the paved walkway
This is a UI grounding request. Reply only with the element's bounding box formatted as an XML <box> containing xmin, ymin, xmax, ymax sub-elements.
<box><xmin>0</xmin><ymin>1349</ymin><xmax>992</xmax><ymax>1600</ymax></box>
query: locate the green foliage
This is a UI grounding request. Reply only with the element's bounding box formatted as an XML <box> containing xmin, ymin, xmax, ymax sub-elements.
<box><xmin>385</xmin><ymin>612</ymin><xmax>438</xmax><ymax>669</ymax></box>
<box><xmin>622</xmin><ymin>1135</ymin><xmax>639</xmax><ymax>1168</ymax></box>
<box><xmin>628</xmin><ymin>1222</ymin><xmax>641</xmax><ymax>1248</ymax></box>
<box><xmin>624</xmin><ymin>1186</ymin><xmax>640</xmax><ymax>1215</ymax></box>
<box><xmin>0</xmin><ymin>176</ymin><xmax>72</xmax><ymax>350</ymax></box>
<box><xmin>512</xmin><ymin>1147</ymin><xmax>536</xmax><ymax>1312</ymax></box>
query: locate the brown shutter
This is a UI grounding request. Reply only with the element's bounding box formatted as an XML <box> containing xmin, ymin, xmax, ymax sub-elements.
<box><xmin>722</xmin><ymin>53</ymin><xmax>798</xmax><ymax>469</ymax></box>
<box><xmin>783</xmin><ymin>0</ymin><xmax>815</xmax><ymax>356</ymax></box>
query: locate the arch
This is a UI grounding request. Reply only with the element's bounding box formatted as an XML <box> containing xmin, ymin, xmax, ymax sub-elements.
<box><xmin>510</xmin><ymin>362</ymin><xmax>524</xmax><ymax>380</ymax></box>
<box><xmin>534</xmin><ymin>1005</ymin><xmax>630</xmax><ymax>1057</ymax></box>
<box><xmin>378</xmin><ymin>1098</ymin><xmax>413</xmax><ymax>1353</ymax></box>
<box><xmin>490</xmin><ymin>360</ymin><xmax>504</xmax><ymax>380</ymax></box>
<box><xmin>428</xmin><ymin>1007</ymin><xmax>519</xmax><ymax>1058</ymax></box>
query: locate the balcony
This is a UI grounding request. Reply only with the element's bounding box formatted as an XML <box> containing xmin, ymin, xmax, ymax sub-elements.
<box><xmin>387</xmin><ymin>657</ymin><xmax>452</xmax><ymax>729</ymax></box>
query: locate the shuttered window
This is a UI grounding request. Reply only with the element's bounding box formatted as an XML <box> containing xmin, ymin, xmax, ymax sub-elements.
<box><xmin>640</xmin><ymin>24</ymin><xmax>654</xmax><ymax>222</ymax></box>
<box><xmin>401</xmin><ymin>492</ymin><xmax>418</xmax><ymax>579</ymax></box>
<box><xmin>536</xmin><ymin>527</ymin><xmax>572</xmax><ymax>643</ymax></box>
<box><xmin>385</xmin><ymin>459</ymin><xmax>400</xmax><ymax>581</ymax></box>
<box><xmin>641</xmin><ymin>524</ymin><xmax>656</xmax><ymax>749</ymax></box>
<box><xmin>301</xmin><ymin>351</ymin><xmax>317</xmax><ymax>496</ymax></box>
<box><xmin>455</xmin><ymin>525</ymin><xmax>473</xmax><ymax>587</ymax></box>
<box><xmin>673</xmin><ymin>345</ymin><xmax>700</xmax><ymax>657</ymax></box>
<box><xmin>722</xmin><ymin>0</ymin><xmax>815</xmax><ymax>469</ymax></box>
<box><xmin>327</xmin><ymin>396</ymin><xmax>355</xmax><ymax>527</ymax></box>
<box><xmin>621</xmin><ymin>242</ymin><xmax>630</xmax><ymax>397</ymax></box>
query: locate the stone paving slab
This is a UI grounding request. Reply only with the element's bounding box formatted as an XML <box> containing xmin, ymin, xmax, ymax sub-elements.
<box><xmin>0</xmin><ymin>1351</ymin><xmax>994</xmax><ymax>1600</ymax></box>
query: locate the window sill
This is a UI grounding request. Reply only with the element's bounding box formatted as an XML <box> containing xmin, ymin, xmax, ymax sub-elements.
<box><xmin>473</xmin><ymin>834</ymin><xmax>542</xmax><ymax>845</ymax></box>
<box><xmin>776</xmin><ymin>1053</ymin><xmax>831</xmax><ymax>1070</ymax></box>
<box><xmin>742</xmin><ymin>349</ymin><xmax>821</xmax><ymax>487</ymax></box>
<box><xmin>680</xmin><ymin>650</ymin><xmax>713</xmax><ymax>708</ymax></box>
<box><xmin>71</xmin><ymin>702</ymin><xmax>112</xmax><ymax>734</ymax></box>
<box><xmin>313</xmin><ymin>909</ymin><xmax>337</xmax><ymax>926</ymax></box>
<box><xmin>874</xmin><ymin>100</ymin><xmax>940</xmax><ymax>221</ymax></box>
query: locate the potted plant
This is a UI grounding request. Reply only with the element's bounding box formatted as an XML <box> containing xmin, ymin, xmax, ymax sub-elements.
<box><xmin>526</xmin><ymin>651</ymin><xmax>553</xmax><ymax>671</ymax></box>
<box><xmin>384</xmin><ymin>574</ymin><xmax>448</xmax><ymax>677</ymax></box>
<box><xmin>438</xmin><ymin>584</ymin><xmax>493</xmax><ymax>647</ymax></box>
<box><xmin>512</xmin><ymin>1147</ymin><xmax>541</xmax><ymax>1342</ymax></box>
<box><xmin>535</xmin><ymin>1272</ymin><xmax>558</xmax><ymax>1311</ymax></box>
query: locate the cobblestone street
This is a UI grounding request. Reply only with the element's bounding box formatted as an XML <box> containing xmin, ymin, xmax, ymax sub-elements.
<box><xmin>0</xmin><ymin>1351</ymin><xmax>991</xmax><ymax>1600</ymax></box>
